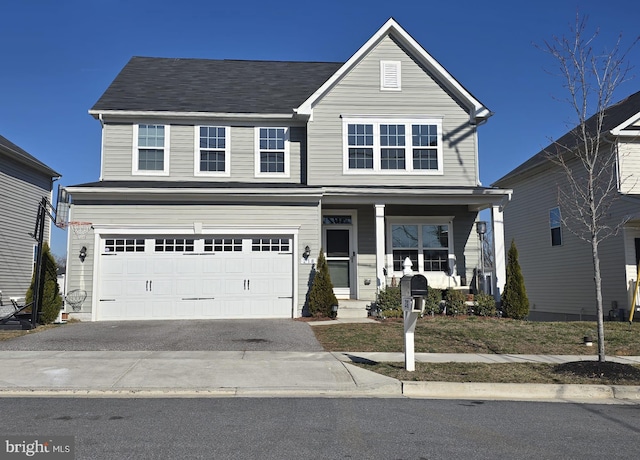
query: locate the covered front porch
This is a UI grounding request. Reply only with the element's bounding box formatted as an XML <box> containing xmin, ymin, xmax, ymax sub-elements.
<box><xmin>318</xmin><ymin>186</ymin><xmax>511</xmax><ymax>317</ymax></box>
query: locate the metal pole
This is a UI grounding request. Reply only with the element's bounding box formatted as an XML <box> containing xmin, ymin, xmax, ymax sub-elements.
<box><xmin>31</xmin><ymin>198</ymin><xmax>46</xmax><ymax>329</ymax></box>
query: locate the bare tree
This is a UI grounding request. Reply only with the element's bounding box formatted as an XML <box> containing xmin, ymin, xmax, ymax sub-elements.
<box><xmin>541</xmin><ymin>14</ymin><xmax>638</xmax><ymax>362</ymax></box>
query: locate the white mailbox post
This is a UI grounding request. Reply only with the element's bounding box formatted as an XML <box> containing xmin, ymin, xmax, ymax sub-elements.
<box><xmin>400</xmin><ymin>257</ymin><xmax>427</xmax><ymax>372</ymax></box>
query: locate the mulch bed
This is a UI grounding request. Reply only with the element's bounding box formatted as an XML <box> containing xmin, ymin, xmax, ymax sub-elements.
<box><xmin>554</xmin><ymin>361</ymin><xmax>640</xmax><ymax>383</ymax></box>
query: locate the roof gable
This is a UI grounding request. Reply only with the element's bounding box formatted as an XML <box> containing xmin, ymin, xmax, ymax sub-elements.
<box><xmin>493</xmin><ymin>90</ymin><xmax>640</xmax><ymax>186</ymax></box>
<box><xmin>295</xmin><ymin>18</ymin><xmax>491</xmax><ymax>123</ymax></box>
<box><xmin>0</xmin><ymin>134</ymin><xmax>60</xmax><ymax>178</ymax></box>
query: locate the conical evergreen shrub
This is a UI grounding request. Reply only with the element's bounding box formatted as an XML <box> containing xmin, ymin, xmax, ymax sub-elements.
<box><xmin>308</xmin><ymin>250</ymin><xmax>338</xmax><ymax>318</ymax></box>
<box><xmin>26</xmin><ymin>242</ymin><xmax>62</xmax><ymax>324</ymax></box>
<box><xmin>501</xmin><ymin>239</ymin><xmax>529</xmax><ymax>320</ymax></box>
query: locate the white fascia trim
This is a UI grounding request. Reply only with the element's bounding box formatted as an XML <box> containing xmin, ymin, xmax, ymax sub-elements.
<box><xmin>296</xmin><ymin>18</ymin><xmax>490</xmax><ymax>121</ymax></box>
<box><xmin>89</xmin><ymin>110</ymin><xmax>297</xmax><ymax>120</ymax></box>
<box><xmin>610</xmin><ymin>111</ymin><xmax>640</xmax><ymax>135</ymax></box>
<box><xmin>323</xmin><ymin>186</ymin><xmax>511</xmax><ymax>196</ymax></box>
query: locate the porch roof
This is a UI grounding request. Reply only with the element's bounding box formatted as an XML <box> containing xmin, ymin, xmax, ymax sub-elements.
<box><xmin>321</xmin><ymin>185</ymin><xmax>511</xmax><ymax>210</ymax></box>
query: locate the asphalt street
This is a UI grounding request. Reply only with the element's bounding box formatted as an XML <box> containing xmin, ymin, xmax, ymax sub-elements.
<box><xmin>2</xmin><ymin>397</ymin><xmax>639</xmax><ymax>459</ymax></box>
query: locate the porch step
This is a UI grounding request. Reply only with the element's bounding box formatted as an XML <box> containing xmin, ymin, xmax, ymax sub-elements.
<box><xmin>337</xmin><ymin>300</ymin><xmax>370</xmax><ymax>319</ymax></box>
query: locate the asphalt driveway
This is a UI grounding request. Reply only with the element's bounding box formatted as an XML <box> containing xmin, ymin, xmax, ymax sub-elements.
<box><xmin>0</xmin><ymin>319</ymin><xmax>324</xmax><ymax>352</ymax></box>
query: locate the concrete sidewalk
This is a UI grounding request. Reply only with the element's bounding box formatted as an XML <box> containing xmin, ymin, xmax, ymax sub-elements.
<box><xmin>0</xmin><ymin>350</ymin><xmax>638</xmax><ymax>403</ymax></box>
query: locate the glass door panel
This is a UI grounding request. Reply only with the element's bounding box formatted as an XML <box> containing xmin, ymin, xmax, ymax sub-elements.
<box><xmin>324</xmin><ymin>227</ymin><xmax>352</xmax><ymax>296</ymax></box>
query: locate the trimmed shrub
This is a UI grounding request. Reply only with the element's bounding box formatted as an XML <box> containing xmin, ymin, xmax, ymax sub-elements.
<box><xmin>376</xmin><ymin>286</ymin><xmax>403</xmax><ymax>318</ymax></box>
<box><xmin>424</xmin><ymin>287</ymin><xmax>443</xmax><ymax>316</ymax></box>
<box><xmin>26</xmin><ymin>242</ymin><xmax>63</xmax><ymax>324</ymax></box>
<box><xmin>307</xmin><ymin>250</ymin><xmax>338</xmax><ymax>318</ymax></box>
<box><xmin>501</xmin><ymin>240</ymin><xmax>529</xmax><ymax>320</ymax></box>
<box><xmin>444</xmin><ymin>288</ymin><xmax>466</xmax><ymax>316</ymax></box>
<box><xmin>475</xmin><ymin>293</ymin><xmax>497</xmax><ymax>317</ymax></box>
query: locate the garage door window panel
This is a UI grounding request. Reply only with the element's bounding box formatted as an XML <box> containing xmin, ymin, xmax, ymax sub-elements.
<box><xmin>104</xmin><ymin>239</ymin><xmax>145</xmax><ymax>253</ymax></box>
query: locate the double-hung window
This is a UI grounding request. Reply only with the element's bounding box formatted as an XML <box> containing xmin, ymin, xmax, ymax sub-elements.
<box><xmin>134</xmin><ymin>124</ymin><xmax>169</xmax><ymax>175</ymax></box>
<box><xmin>343</xmin><ymin>118</ymin><xmax>442</xmax><ymax>174</ymax></box>
<box><xmin>550</xmin><ymin>207</ymin><xmax>562</xmax><ymax>246</ymax></box>
<box><xmin>389</xmin><ymin>220</ymin><xmax>451</xmax><ymax>273</ymax></box>
<box><xmin>255</xmin><ymin>128</ymin><xmax>289</xmax><ymax>177</ymax></box>
<box><xmin>195</xmin><ymin>126</ymin><xmax>230</xmax><ymax>176</ymax></box>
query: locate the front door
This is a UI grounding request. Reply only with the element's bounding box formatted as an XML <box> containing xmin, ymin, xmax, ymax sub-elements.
<box><xmin>323</xmin><ymin>213</ymin><xmax>356</xmax><ymax>299</ymax></box>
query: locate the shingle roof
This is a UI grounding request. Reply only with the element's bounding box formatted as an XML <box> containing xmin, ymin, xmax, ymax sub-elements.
<box><xmin>493</xmin><ymin>90</ymin><xmax>640</xmax><ymax>186</ymax></box>
<box><xmin>0</xmin><ymin>134</ymin><xmax>60</xmax><ymax>177</ymax></box>
<box><xmin>91</xmin><ymin>57</ymin><xmax>344</xmax><ymax>114</ymax></box>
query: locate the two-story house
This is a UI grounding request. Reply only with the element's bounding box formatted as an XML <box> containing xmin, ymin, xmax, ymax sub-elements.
<box><xmin>493</xmin><ymin>90</ymin><xmax>640</xmax><ymax>321</ymax></box>
<box><xmin>64</xmin><ymin>18</ymin><xmax>511</xmax><ymax>321</ymax></box>
<box><xmin>0</xmin><ymin>134</ymin><xmax>60</xmax><ymax>301</ymax></box>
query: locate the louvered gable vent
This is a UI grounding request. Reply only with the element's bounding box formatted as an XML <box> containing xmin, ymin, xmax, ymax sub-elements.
<box><xmin>381</xmin><ymin>60</ymin><xmax>401</xmax><ymax>90</ymax></box>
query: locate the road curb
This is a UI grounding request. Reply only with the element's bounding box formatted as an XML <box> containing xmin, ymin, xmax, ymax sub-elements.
<box><xmin>401</xmin><ymin>381</ymin><xmax>640</xmax><ymax>402</ymax></box>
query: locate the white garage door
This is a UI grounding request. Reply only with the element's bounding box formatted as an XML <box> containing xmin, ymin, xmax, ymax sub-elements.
<box><xmin>97</xmin><ymin>236</ymin><xmax>293</xmax><ymax>320</ymax></box>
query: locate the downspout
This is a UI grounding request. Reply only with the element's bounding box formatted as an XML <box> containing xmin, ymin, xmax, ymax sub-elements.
<box><xmin>99</xmin><ymin>113</ymin><xmax>105</xmax><ymax>181</ymax></box>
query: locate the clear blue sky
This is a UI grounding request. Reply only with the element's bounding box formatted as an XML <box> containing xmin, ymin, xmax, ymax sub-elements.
<box><xmin>1</xmin><ymin>0</ymin><xmax>639</xmax><ymax>256</ymax></box>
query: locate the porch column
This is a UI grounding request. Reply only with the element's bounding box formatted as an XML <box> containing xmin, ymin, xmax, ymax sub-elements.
<box><xmin>375</xmin><ymin>204</ymin><xmax>386</xmax><ymax>290</ymax></box>
<box><xmin>491</xmin><ymin>205</ymin><xmax>506</xmax><ymax>299</ymax></box>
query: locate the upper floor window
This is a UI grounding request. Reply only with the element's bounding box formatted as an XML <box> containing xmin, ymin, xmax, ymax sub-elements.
<box><xmin>134</xmin><ymin>124</ymin><xmax>169</xmax><ymax>175</ymax></box>
<box><xmin>380</xmin><ymin>61</ymin><xmax>401</xmax><ymax>91</ymax></box>
<box><xmin>255</xmin><ymin>128</ymin><xmax>289</xmax><ymax>177</ymax></box>
<box><xmin>550</xmin><ymin>207</ymin><xmax>562</xmax><ymax>246</ymax></box>
<box><xmin>195</xmin><ymin>126</ymin><xmax>230</xmax><ymax>176</ymax></box>
<box><xmin>343</xmin><ymin>118</ymin><xmax>443</xmax><ymax>175</ymax></box>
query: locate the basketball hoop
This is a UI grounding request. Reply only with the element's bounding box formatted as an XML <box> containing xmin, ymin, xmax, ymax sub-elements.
<box><xmin>61</xmin><ymin>221</ymin><xmax>93</xmax><ymax>239</ymax></box>
<box><xmin>65</xmin><ymin>289</ymin><xmax>87</xmax><ymax>312</ymax></box>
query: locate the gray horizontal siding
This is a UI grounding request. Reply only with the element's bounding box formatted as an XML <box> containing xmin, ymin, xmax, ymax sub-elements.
<box><xmin>0</xmin><ymin>156</ymin><xmax>53</xmax><ymax>299</ymax></box>
<box><xmin>308</xmin><ymin>35</ymin><xmax>477</xmax><ymax>187</ymax></box>
<box><xmin>618</xmin><ymin>139</ymin><xmax>640</xmax><ymax>194</ymax></box>
<box><xmin>101</xmin><ymin>123</ymin><xmax>305</xmax><ymax>184</ymax></box>
<box><xmin>67</xmin><ymin>202</ymin><xmax>320</xmax><ymax>315</ymax></box>
<box><xmin>501</xmin><ymin>163</ymin><xmax>631</xmax><ymax>318</ymax></box>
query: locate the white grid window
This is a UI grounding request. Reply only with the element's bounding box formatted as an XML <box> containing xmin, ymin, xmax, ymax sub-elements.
<box><xmin>255</xmin><ymin>128</ymin><xmax>289</xmax><ymax>177</ymax></box>
<box><xmin>343</xmin><ymin>118</ymin><xmax>443</xmax><ymax>174</ymax></box>
<box><xmin>134</xmin><ymin>124</ymin><xmax>169</xmax><ymax>175</ymax></box>
<box><xmin>252</xmin><ymin>238</ymin><xmax>291</xmax><ymax>252</ymax></box>
<box><xmin>155</xmin><ymin>238</ymin><xmax>195</xmax><ymax>252</ymax></box>
<box><xmin>205</xmin><ymin>238</ymin><xmax>242</xmax><ymax>252</ymax></box>
<box><xmin>388</xmin><ymin>221</ymin><xmax>452</xmax><ymax>273</ymax></box>
<box><xmin>104</xmin><ymin>239</ymin><xmax>145</xmax><ymax>253</ymax></box>
<box><xmin>196</xmin><ymin>126</ymin><xmax>230</xmax><ymax>176</ymax></box>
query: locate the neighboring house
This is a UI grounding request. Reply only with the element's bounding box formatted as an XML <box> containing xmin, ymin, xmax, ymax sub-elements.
<box><xmin>493</xmin><ymin>90</ymin><xmax>640</xmax><ymax>321</ymax></box>
<box><xmin>0</xmin><ymin>134</ymin><xmax>60</xmax><ymax>301</ymax></box>
<box><xmin>64</xmin><ymin>18</ymin><xmax>511</xmax><ymax>321</ymax></box>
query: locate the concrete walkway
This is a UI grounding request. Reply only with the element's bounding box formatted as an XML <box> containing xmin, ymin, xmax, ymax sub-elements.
<box><xmin>0</xmin><ymin>349</ymin><xmax>638</xmax><ymax>403</ymax></box>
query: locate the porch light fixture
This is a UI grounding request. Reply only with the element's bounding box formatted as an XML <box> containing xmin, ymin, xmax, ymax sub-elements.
<box><xmin>303</xmin><ymin>245</ymin><xmax>311</xmax><ymax>260</ymax></box>
<box><xmin>79</xmin><ymin>246</ymin><xmax>87</xmax><ymax>263</ymax></box>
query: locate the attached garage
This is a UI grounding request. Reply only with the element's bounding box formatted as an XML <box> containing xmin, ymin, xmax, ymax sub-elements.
<box><xmin>96</xmin><ymin>235</ymin><xmax>294</xmax><ymax>320</ymax></box>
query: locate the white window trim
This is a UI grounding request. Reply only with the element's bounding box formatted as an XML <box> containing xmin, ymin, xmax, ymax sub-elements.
<box><xmin>132</xmin><ymin>124</ymin><xmax>170</xmax><ymax>176</ymax></box>
<box><xmin>380</xmin><ymin>60</ymin><xmax>401</xmax><ymax>91</ymax></box>
<box><xmin>254</xmin><ymin>127</ymin><xmax>290</xmax><ymax>178</ymax></box>
<box><xmin>386</xmin><ymin>216</ymin><xmax>454</xmax><ymax>275</ymax></box>
<box><xmin>342</xmin><ymin>117</ymin><xmax>443</xmax><ymax>175</ymax></box>
<box><xmin>194</xmin><ymin>126</ymin><xmax>231</xmax><ymax>177</ymax></box>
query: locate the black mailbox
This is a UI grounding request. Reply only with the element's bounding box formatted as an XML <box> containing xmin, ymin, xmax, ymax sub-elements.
<box><xmin>410</xmin><ymin>274</ymin><xmax>428</xmax><ymax>297</ymax></box>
